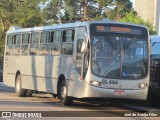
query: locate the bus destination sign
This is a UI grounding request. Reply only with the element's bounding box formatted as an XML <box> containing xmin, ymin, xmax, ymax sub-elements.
<box><xmin>96</xmin><ymin>26</ymin><xmax>131</xmax><ymax>33</ymax></box>
<box><xmin>96</xmin><ymin>25</ymin><xmax>142</xmax><ymax>35</ymax></box>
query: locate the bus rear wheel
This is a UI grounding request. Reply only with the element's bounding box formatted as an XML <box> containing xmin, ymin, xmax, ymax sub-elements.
<box><xmin>26</xmin><ymin>90</ymin><xmax>33</xmax><ymax>97</ymax></box>
<box><xmin>15</xmin><ymin>74</ymin><xmax>27</xmax><ymax>97</ymax></box>
<box><xmin>59</xmin><ymin>80</ymin><xmax>73</xmax><ymax>106</ymax></box>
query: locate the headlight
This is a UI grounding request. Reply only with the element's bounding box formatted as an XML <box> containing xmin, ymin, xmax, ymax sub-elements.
<box><xmin>138</xmin><ymin>83</ymin><xmax>148</xmax><ymax>89</ymax></box>
<box><xmin>90</xmin><ymin>80</ymin><xmax>101</xmax><ymax>86</ymax></box>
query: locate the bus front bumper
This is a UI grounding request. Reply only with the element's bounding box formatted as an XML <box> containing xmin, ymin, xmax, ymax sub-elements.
<box><xmin>82</xmin><ymin>83</ymin><xmax>148</xmax><ymax>100</ymax></box>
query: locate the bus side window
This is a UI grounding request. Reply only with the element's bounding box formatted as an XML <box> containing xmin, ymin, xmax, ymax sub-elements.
<box><xmin>50</xmin><ymin>31</ymin><xmax>54</xmax><ymax>43</ymax></box>
<box><xmin>75</xmin><ymin>39</ymin><xmax>83</xmax><ymax>75</ymax></box>
<box><xmin>61</xmin><ymin>30</ymin><xmax>74</xmax><ymax>55</ymax></box>
<box><xmin>30</xmin><ymin>32</ymin><xmax>40</xmax><ymax>55</ymax></box>
<box><xmin>22</xmin><ymin>33</ymin><xmax>30</xmax><ymax>55</ymax></box>
<box><xmin>13</xmin><ymin>34</ymin><xmax>21</xmax><ymax>55</ymax></box>
<box><xmin>39</xmin><ymin>31</ymin><xmax>50</xmax><ymax>55</ymax></box>
<box><xmin>50</xmin><ymin>30</ymin><xmax>62</xmax><ymax>55</ymax></box>
<box><xmin>6</xmin><ymin>35</ymin><xmax>13</xmax><ymax>55</ymax></box>
<box><xmin>55</xmin><ymin>30</ymin><xmax>62</xmax><ymax>42</ymax></box>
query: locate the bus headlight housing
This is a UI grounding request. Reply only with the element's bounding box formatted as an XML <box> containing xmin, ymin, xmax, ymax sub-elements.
<box><xmin>138</xmin><ymin>83</ymin><xmax>148</xmax><ymax>89</ymax></box>
<box><xmin>90</xmin><ymin>80</ymin><xmax>101</xmax><ymax>86</ymax></box>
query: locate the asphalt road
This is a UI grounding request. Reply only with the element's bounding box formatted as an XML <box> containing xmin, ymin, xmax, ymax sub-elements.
<box><xmin>0</xmin><ymin>82</ymin><xmax>159</xmax><ymax>120</ymax></box>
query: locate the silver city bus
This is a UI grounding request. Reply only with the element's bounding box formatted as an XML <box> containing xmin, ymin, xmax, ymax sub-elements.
<box><xmin>3</xmin><ymin>21</ymin><xmax>150</xmax><ymax>105</ymax></box>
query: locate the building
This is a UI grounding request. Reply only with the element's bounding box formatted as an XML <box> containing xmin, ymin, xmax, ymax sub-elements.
<box><xmin>135</xmin><ymin>0</ymin><xmax>160</xmax><ymax>34</ymax></box>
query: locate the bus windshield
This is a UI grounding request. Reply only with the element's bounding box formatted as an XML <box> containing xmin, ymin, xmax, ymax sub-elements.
<box><xmin>90</xmin><ymin>24</ymin><xmax>148</xmax><ymax>79</ymax></box>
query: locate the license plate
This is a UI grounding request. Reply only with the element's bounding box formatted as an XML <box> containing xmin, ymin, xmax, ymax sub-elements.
<box><xmin>114</xmin><ymin>90</ymin><xmax>125</xmax><ymax>95</ymax></box>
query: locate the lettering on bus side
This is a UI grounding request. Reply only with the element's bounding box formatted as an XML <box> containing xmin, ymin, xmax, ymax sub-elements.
<box><xmin>102</xmin><ymin>79</ymin><xmax>118</xmax><ymax>85</ymax></box>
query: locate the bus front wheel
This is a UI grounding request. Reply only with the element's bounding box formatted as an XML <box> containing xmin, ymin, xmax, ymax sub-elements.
<box><xmin>15</xmin><ymin>74</ymin><xmax>27</xmax><ymax>97</ymax></box>
<box><xmin>59</xmin><ymin>80</ymin><xmax>73</xmax><ymax>106</ymax></box>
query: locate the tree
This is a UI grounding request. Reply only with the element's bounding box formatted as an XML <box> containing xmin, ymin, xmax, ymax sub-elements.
<box><xmin>43</xmin><ymin>0</ymin><xmax>113</xmax><ymax>23</ymax></box>
<box><xmin>0</xmin><ymin>0</ymin><xmax>44</xmax><ymax>30</ymax></box>
<box><xmin>12</xmin><ymin>0</ymin><xmax>44</xmax><ymax>27</ymax></box>
<box><xmin>63</xmin><ymin>0</ymin><xmax>80</xmax><ymax>22</ymax></box>
<box><xmin>0</xmin><ymin>0</ymin><xmax>44</xmax><ymax>58</ymax></box>
<box><xmin>106</xmin><ymin>0</ymin><xmax>133</xmax><ymax>20</ymax></box>
<box><xmin>42</xmin><ymin>0</ymin><xmax>64</xmax><ymax>24</ymax></box>
<box><xmin>119</xmin><ymin>11</ymin><xmax>156</xmax><ymax>35</ymax></box>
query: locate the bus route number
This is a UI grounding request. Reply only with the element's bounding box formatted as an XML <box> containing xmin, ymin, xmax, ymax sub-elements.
<box><xmin>97</xmin><ymin>26</ymin><xmax>105</xmax><ymax>31</ymax></box>
<box><xmin>102</xmin><ymin>79</ymin><xmax>118</xmax><ymax>85</ymax></box>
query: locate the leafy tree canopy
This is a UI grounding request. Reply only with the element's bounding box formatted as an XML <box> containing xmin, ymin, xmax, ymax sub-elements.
<box><xmin>0</xmin><ymin>0</ymin><xmax>44</xmax><ymax>57</ymax></box>
<box><xmin>43</xmin><ymin>0</ymin><xmax>113</xmax><ymax>23</ymax></box>
<box><xmin>106</xmin><ymin>0</ymin><xmax>133</xmax><ymax>20</ymax></box>
<box><xmin>120</xmin><ymin>11</ymin><xmax>156</xmax><ymax>35</ymax></box>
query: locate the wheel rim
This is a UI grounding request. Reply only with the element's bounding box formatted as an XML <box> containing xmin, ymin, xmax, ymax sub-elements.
<box><xmin>60</xmin><ymin>85</ymin><xmax>66</xmax><ymax>99</ymax></box>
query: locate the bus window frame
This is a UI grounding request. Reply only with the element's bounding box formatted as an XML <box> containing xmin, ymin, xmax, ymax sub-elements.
<box><xmin>22</xmin><ymin>32</ymin><xmax>30</xmax><ymax>55</ymax></box>
<box><xmin>61</xmin><ymin>29</ymin><xmax>75</xmax><ymax>55</ymax></box>
<box><xmin>50</xmin><ymin>30</ymin><xmax>62</xmax><ymax>56</ymax></box>
<box><xmin>30</xmin><ymin>32</ymin><xmax>41</xmax><ymax>55</ymax></box>
<box><xmin>12</xmin><ymin>33</ymin><xmax>22</xmax><ymax>56</ymax></box>
<box><xmin>6</xmin><ymin>34</ymin><xmax>13</xmax><ymax>56</ymax></box>
<box><xmin>39</xmin><ymin>31</ymin><xmax>50</xmax><ymax>56</ymax></box>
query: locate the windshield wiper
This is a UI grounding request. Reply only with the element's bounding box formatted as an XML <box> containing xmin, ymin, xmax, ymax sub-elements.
<box><xmin>105</xmin><ymin>37</ymin><xmax>117</xmax><ymax>49</ymax></box>
<box><xmin>151</xmin><ymin>42</ymin><xmax>156</xmax><ymax>47</ymax></box>
<box><xmin>124</xmin><ymin>37</ymin><xmax>136</xmax><ymax>50</ymax></box>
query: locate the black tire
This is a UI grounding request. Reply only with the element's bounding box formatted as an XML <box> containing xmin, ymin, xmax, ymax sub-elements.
<box><xmin>52</xmin><ymin>94</ymin><xmax>57</xmax><ymax>98</ymax></box>
<box><xmin>59</xmin><ymin>80</ymin><xmax>73</xmax><ymax>106</ymax></box>
<box><xmin>26</xmin><ymin>90</ymin><xmax>33</xmax><ymax>97</ymax></box>
<box><xmin>15</xmin><ymin>74</ymin><xmax>27</xmax><ymax>97</ymax></box>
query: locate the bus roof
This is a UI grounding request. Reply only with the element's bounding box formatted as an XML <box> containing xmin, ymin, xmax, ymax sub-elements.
<box><xmin>150</xmin><ymin>35</ymin><xmax>160</xmax><ymax>43</ymax></box>
<box><xmin>7</xmin><ymin>20</ymin><xmax>148</xmax><ymax>34</ymax></box>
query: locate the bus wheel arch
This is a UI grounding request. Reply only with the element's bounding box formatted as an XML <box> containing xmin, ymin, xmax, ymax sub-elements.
<box><xmin>15</xmin><ymin>71</ymin><xmax>27</xmax><ymax>97</ymax></box>
<box><xmin>15</xmin><ymin>71</ymin><xmax>21</xmax><ymax>85</ymax></box>
<box><xmin>57</xmin><ymin>74</ymin><xmax>73</xmax><ymax>106</ymax></box>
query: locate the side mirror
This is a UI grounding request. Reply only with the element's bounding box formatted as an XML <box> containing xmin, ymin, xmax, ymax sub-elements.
<box><xmin>81</xmin><ymin>32</ymin><xmax>89</xmax><ymax>53</ymax></box>
<box><xmin>81</xmin><ymin>39</ymin><xmax>87</xmax><ymax>53</ymax></box>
